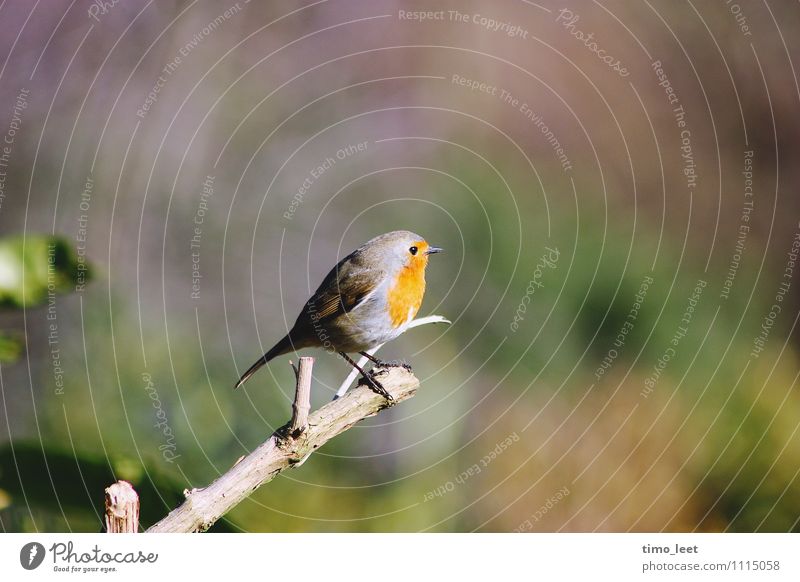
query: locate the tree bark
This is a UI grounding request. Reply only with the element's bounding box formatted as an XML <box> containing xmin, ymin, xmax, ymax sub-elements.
<box><xmin>104</xmin><ymin>480</ymin><xmax>139</xmax><ymax>533</ymax></box>
<box><xmin>289</xmin><ymin>357</ymin><xmax>313</xmax><ymax>437</ymax></box>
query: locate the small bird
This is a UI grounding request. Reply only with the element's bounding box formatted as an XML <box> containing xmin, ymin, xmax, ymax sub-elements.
<box><xmin>234</xmin><ymin>230</ymin><xmax>442</xmax><ymax>399</ymax></box>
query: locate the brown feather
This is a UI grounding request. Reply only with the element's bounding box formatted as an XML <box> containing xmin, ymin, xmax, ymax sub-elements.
<box><xmin>302</xmin><ymin>252</ymin><xmax>382</xmax><ymax>325</ymax></box>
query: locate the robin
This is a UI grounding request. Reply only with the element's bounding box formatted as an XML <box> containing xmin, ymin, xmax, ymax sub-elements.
<box><xmin>234</xmin><ymin>230</ymin><xmax>443</xmax><ymax>399</ymax></box>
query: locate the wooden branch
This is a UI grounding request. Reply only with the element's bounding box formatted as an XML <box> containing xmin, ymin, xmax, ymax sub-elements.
<box><xmin>104</xmin><ymin>480</ymin><xmax>139</xmax><ymax>533</ymax></box>
<box><xmin>146</xmin><ymin>366</ymin><xmax>419</xmax><ymax>533</ymax></box>
<box><xmin>289</xmin><ymin>357</ymin><xmax>313</xmax><ymax>437</ymax></box>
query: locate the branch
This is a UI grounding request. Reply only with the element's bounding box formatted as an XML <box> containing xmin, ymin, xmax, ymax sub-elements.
<box><xmin>146</xmin><ymin>365</ymin><xmax>419</xmax><ymax>533</ymax></box>
<box><xmin>289</xmin><ymin>357</ymin><xmax>313</xmax><ymax>436</ymax></box>
<box><xmin>104</xmin><ymin>481</ymin><xmax>139</xmax><ymax>533</ymax></box>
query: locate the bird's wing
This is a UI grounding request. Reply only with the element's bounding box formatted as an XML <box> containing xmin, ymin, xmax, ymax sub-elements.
<box><xmin>304</xmin><ymin>255</ymin><xmax>383</xmax><ymax>322</ymax></box>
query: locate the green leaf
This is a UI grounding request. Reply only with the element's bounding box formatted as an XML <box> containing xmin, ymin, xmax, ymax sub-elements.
<box><xmin>0</xmin><ymin>235</ymin><xmax>92</xmax><ymax>308</ymax></box>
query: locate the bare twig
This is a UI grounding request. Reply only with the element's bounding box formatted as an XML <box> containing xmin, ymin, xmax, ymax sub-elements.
<box><xmin>104</xmin><ymin>481</ymin><xmax>139</xmax><ymax>533</ymax></box>
<box><xmin>146</xmin><ymin>366</ymin><xmax>419</xmax><ymax>532</ymax></box>
<box><xmin>289</xmin><ymin>356</ymin><xmax>313</xmax><ymax>437</ymax></box>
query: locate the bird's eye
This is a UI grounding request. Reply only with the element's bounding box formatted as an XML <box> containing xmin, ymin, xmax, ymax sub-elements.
<box><xmin>409</xmin><ymin>246</ymin><xmax>418</xmax><ymax>255</ymax></box>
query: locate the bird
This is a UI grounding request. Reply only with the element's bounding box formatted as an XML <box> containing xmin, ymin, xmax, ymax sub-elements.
<box><xmin>234</xmin><ymin>230</ymin><xmax>443</xmax><ymax>399</ymax></box>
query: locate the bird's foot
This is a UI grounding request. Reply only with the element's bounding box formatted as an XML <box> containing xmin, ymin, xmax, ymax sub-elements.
<box><xmin>362</xmin><ymin>371</ymin><xmax>394</xmax><ymax>401</ymax></box>
<box><xmin>359</xmin><ymin>351</ymin><xmax>412</xmax><ymax>372</ymax></box>
<box><xmin>368</xmin><ymin>356</ymin><xmax>413</xmax><ymax>372</ymax></box>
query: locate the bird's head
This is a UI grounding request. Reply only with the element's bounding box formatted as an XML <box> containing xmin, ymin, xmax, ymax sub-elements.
<box><xmin>361</xmin><ymin>230</ymin><xmax>443</xmax><ymax>274</ymax></box>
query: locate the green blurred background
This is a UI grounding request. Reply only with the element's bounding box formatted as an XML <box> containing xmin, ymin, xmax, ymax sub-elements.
<box><xmin>1</xmin><ymin>0</ymin><xmax>799</xmax><ymax>532</ymax></box>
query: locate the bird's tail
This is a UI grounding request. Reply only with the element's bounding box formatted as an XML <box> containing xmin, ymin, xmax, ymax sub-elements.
<box><xmin>234</xmin><ymin>334</ymin><xmax>293</xmax><ymax>390</ymax></box>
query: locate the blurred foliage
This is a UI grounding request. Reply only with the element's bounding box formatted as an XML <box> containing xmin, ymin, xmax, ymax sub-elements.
<box><xmin>0</xmin><ymin>235</ymin><xmax>93</xmax><ymax>366</ymax></box>
<box><xmin>0</xmin><ymin>332</ymin><xmax>23</xmax><ymax>363</ymax></box>
<box><xmin>2</xmin><ymin>171</ymin><xmax>798</xmax><ymax>533</ymax></box>
<box><xmin>0</xmin><ymin>235</ymin><xmax>91</xmax><ymax>310</ymax></box>
<box><xmin>0</xmin><ymin>442</ymin><xmax>232</xmax><ymax>532</ymax></box>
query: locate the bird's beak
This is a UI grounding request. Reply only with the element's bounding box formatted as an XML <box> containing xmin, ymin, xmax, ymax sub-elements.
<box><xmin>426</xmin><ymin>246</ymin><xmax>443</xmax><ymax>255</ymax></box>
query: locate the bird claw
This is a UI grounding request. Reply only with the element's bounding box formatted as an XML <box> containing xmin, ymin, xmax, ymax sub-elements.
<box><xmin>372</xmin><ymin>358</ymin><xmax>413</xmax><ymax>372</ymax></box>
<box><xmin>362</xmin><ymin>372</ymin><xmax>394</xmax><ymax>401</ymax></box>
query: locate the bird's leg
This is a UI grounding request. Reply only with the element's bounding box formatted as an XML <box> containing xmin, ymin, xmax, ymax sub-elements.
<box><xmin>359</xmin><ymin>351</ymin><xmax>412</xmax><ymax>372</ymax></box>
<box><xmin>339</xmin><ymin>352</ymin><xmax>394</xmax><ymax>401</ymax></box>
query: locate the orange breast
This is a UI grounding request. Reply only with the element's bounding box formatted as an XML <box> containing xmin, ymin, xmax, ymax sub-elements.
<box><xmin>386</xmin><ymin>260</ymin><xmax>427</xmax><ymax>328</ymax></box>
